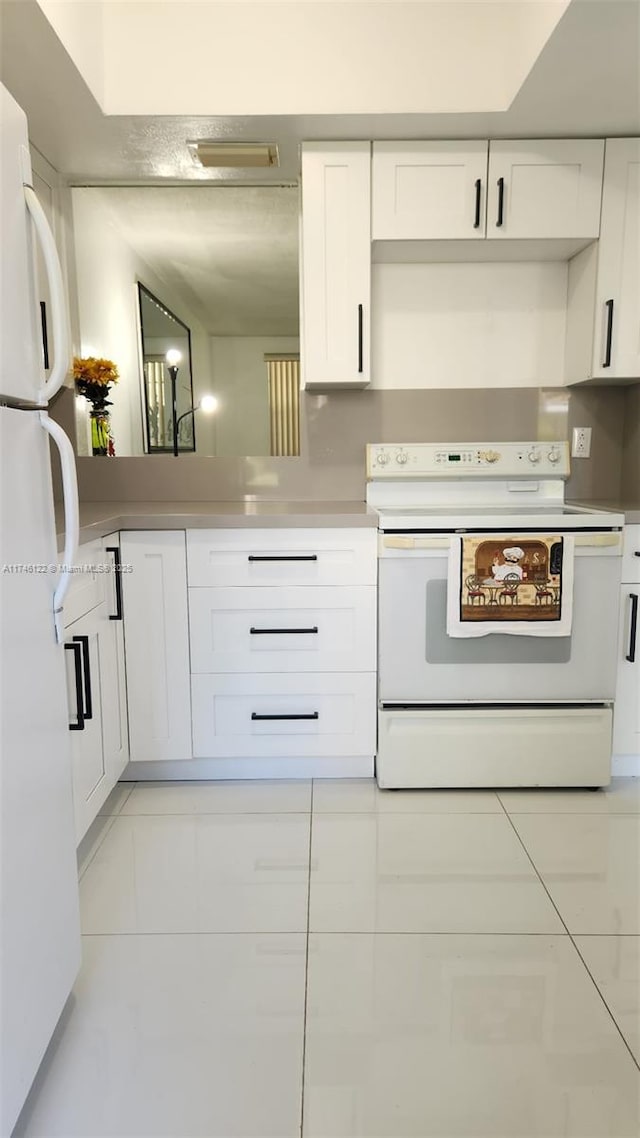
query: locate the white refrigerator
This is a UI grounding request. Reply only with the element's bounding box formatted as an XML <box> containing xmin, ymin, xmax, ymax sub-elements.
<box><xmin>0</xmin><ymin>83</ymin><xmax>81</xmax><ymax>1134</ymax></box>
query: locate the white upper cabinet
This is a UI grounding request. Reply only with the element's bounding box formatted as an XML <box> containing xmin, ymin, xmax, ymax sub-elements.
<box><xmin>372</xmin><ymin>142</ymin><xmax>488</xmax><ymax>240</ymax></box>
<box><xmin>591</xmin><ymin>139</ymin><xmax>640</xmax><ymax>379</ymax></box>
<box><xmin>300</xmin><ymin>142</ymin><xmax>371</xmax><ymax>389</ymax></box>
<box><xmin>486</xmin><ymin>140</ymin><xmax>604</xmax><ymax>240</ymax></box>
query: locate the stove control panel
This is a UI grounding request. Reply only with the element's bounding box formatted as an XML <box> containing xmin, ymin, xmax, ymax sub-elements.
<box><xmin>366</xmin><ymin>442</ymin><xmax>570</xmax><ymax>478</ymax></box>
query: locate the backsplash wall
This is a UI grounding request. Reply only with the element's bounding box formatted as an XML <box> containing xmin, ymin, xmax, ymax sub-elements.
<box><xmin>72</xmin><ymin>385</ymin><xmax>634</xmax><ymax>504</ymax></box>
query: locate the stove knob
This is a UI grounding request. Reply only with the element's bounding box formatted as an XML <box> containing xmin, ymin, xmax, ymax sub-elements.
<box><xmin>376</xmin><ymin>451</ymin><xmax>389</xmax><ymax>466</ymax></box>
<box><xmin>528</xmin><ymin>449</ymin><xmax>541</xmax><ymax>464</ymax></box>
<box><xmin>547</xmin><ymin>447</ymin><xmax>560</xmax><ymax>465</ymax></box>
<box><xmin>396</xmin><ymin>451</ymin><xmax>408</xmax><ymax>465</ymax></box>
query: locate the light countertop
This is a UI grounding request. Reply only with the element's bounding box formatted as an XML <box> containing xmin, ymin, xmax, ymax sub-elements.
<box><xmin>568</xmin><ymin>500</ymin><xmax>640</xmax><ymax>525</ymax></box>
<box><xmin>57</xmin><ymin>500</ymin><xmax>379</xmax><ymax>548</ymax></box>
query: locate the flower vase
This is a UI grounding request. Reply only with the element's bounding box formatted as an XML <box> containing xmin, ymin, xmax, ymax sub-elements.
<box><xmin>90</xmin><ymin>409</ymin><xmax>112</xmax><ymax>456</ymax></box>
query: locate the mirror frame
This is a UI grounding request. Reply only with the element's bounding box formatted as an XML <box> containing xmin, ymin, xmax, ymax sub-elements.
<box><xmin>137</xmin><ymin>282</ymin><xmax>196</xmax><ymax>454</ymax></box>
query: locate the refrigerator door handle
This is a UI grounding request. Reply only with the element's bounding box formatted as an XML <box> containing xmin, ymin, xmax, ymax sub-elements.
<box><xmin>39</xmin><ymin>413</ymin><xmax>79</xmax><ymax>643</ymax></box>
<box><xmin>23</xmin><ymin>184</ymin><xmax>70</xmax><ymax>402</ymax></box>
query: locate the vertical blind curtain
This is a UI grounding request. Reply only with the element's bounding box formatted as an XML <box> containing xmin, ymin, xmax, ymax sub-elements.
<box><xmin>145</xmin><ymin>359</ymin><xmax>167</xmax><ymax>448</ymax></box>
<box><xmin>267</xmin><ymin>357</ymin><xmax>300</xmax><ymax>456</ymax></box>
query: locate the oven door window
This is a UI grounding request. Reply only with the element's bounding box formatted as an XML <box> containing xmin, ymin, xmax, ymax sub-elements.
<box><xmin>378</xmin><ymin>549</ymin><xmax>619</xmax><ymax>703</ymax></box>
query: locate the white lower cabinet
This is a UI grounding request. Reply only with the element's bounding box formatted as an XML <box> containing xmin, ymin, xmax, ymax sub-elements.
<box><xmin>187</xmin><ymin>527</ymin><xmax>377</xmax><ymax>776</ymax></box>
<box><xmin>613</xmin><ymin>526</ymin><xmax>640</xmax><ymax>760</ymax></box>
<box><xmin>64</xmin><ymin>582</ymin><xmax>128</xmax><ymax>844</ymax></box>
<box><xmin>192</xmin><ymin>673</ymin><xmax>376</xmax><ymax>759</ymax></box>
<box><xmin>121</xmin><ymin>531</ymin><xmax>192</xmax><ymax>763</ymax></box>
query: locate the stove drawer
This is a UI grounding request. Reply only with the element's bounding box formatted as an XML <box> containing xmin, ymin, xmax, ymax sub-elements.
<box><xmin>377</xmin><ymin>705</ymin><xmax>613</xmax><ymax>788</ymax></box>
<box><xmin>192</xmin><ymin>672</ymin><xmax>376</xmax><ymax>758</ymax></box>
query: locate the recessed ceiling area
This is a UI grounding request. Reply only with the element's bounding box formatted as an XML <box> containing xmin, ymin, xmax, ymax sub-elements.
<box><xmin>36</xmin><ymin>0</ymin><xmax>570</xmax><ymax>117</ymax></box>
<box><xmin>73</xmin><ymin>186</ymin><xmax>300</xmax><ymax>337</ymax></box>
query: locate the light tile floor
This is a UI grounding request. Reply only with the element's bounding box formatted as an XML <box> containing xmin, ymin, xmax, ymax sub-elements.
<box><xmin>14</xmin><ymin>778</ymin><xmax>640</xmax><ymax>1138</ymax></box>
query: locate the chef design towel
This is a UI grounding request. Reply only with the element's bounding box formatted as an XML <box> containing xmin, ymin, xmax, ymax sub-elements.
<box><xmin>446</xmin><ymin>534</ymin><xmax>575</xmax><ymax>637</ymax></box>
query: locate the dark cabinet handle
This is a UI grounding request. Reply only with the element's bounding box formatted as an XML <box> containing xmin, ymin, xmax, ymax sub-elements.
<box><xmin>64</xmin><ymin>641</ymin><xmax>85</xmax><ymax>731</ymax></box>
<box><xmin>251</xmin><ymin>712</ymin><xmax>319</xmax><ymax>721</ymax></box>
<box><xmin>40</xmin><ymin>301</ymin><xmax>50</xmax><ymax>370</ymax></box>
<box><xmin>72</xmin><ymin>634</ymin><xmax>93</xmax><ymax>721</ymax></box>
<box><xmin>248</xmin><ymin>554</ymin><xmax>318</xmax><ymax>562</ymax></box>
<box><xmin>626</xmin><ymin>593</ymin><xmax>638</xmax><ymax>663</ymax></box>
<box><xmin>357</xmin><ymin>304</ymin><xmax>363</xmax><ymax>373</ymax></box>
<box><xmin>603</xmin><ymin>299</ymin><xmax>614</xmax><ymax>368</ymax></box>
<box><xmin>250</xmin><ymin>626</ymin><xmax>318</xmax><ymax>635</ymax></box>
<box><xmin>105</xmin><ymin>545</ymin><xmax>123</xmax><ymax>621</ymax></box>
<box><xmin>496</xmin><ymin>177</ymin><xmax>505</xmax><ymax>227</ymax></box>
<box><xmin>473</xmin><ymin>179</ymin><xmax>481</xmax><ymax>229</ymax></box>
<box><xmin>634</xmin><ymin>552</ymin><xmax>640</xmax><ymax>557</ymax></box>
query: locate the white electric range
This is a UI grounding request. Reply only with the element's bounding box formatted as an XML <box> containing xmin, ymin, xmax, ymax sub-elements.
<box><xmin>366</xmin><ymin>442</ymin><xmax>625</xmax><ymax>789</ymax></box>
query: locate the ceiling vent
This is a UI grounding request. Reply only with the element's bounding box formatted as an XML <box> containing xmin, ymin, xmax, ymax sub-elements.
<box><xmin>187</xmin><ymin>141</ymin><xmax>279</xmax><ymax>168</ymax></box>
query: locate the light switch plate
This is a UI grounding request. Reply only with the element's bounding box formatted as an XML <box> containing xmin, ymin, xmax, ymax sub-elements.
<box><xmin>571</xmin><ymin>427</ymin><xmax>592</xmax><ymax>458</ymax></box>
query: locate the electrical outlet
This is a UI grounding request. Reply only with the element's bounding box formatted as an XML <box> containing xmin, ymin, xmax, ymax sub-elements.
<box><xmin>571</xmin><ymin>427</ymin><xmax>592</xmax><ymax>458</ymax></box>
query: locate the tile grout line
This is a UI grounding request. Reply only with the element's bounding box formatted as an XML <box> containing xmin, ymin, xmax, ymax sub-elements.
<box><xmin>299</xmin><ymin>780</ymin><xmax>314</xmax><ymax>1138</ymax></box>
<box><xmin>497</xmin><ymin>795</ymin><xmax>640</xmax><ymax>1073</ymax></box>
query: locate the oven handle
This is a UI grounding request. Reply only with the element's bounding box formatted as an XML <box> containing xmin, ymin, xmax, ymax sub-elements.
<box><xmin>379</xmin><ymin>533</ymin><xmax>622</xmax><ymax>555</ymax></box>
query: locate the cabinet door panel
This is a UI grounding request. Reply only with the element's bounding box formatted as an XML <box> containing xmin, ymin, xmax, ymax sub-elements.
<box><xmin>189</xmin><ymin>586</ymin><xmax>376</xmax><ymax>674</ymax></box>
<box><xmin>301</xmin><ymin>143</ymin><xmax>371</xmax><ymax>389</ymax></box>
<box><xmin>102</xmin><ymin>534</ymin><xmax>129</xmax><ymax>779</ymax></box>
<box><xmin>487</xmin><ymin>140</ymin><xmax>604</xmax><ymax>239</ymax></box>
<box><xmin>613</xmin><ymin>584</ymin><xmax>640</xmax><ymax>755</ymax></box>
<box><xmin>592</xmin><ymin>139</ymin><xmax>640</xmax><ymax>379</ymax></box>
<box><xmin>121</xmin><ymin>532</ymin><xmax>191</xmax><ymax>762</ymax></box>
<box><xmin>65</xmin><ymin>610</ymin><xmax>107</xmax><ymax>842</ymax></box>
<box><xmin>372</xmin><ymin>142</ymin><xmax>488</xmax><ymax>240</ymax></box>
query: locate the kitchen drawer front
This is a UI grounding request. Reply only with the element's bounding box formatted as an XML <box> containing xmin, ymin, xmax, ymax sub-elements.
<box><xmin>621</xmin><ymin>525</ymin><xmax>640</xmax><ymax>583</ymax></box>
<box><xmin>187</xmin><ymin>528</ymin><xmax>377</xmax><ymax>587</ymax></box>
<box><xmin>189</xmin><ymin>586</ymin><xmax>376</xmax><ymax>673</ymax></box>
<box><xmin>64</xmin><ymin>539</ymin><xmax>108</xmax><ymax>627</ymax></box>
<box><xmin>192</xmin><ymin>672</ymin><xmax>377</xmax><ymax>758</ymax></box>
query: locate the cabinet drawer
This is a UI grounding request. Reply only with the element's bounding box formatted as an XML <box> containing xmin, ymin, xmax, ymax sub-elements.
<box><xmin>187</xmin><ymin>529</ymin><xmax>377</xmax><ymax>587</ymax></box>
<box><xmin>189</xmin><ymin>586</ymin><xmax>376</xmax><ymax>674</ymax></box>
<box><xmin>64</xmin><ymin>539</ymin><xmax>108</xmax><ymax>627</ymax></box>
<box><xmin>192</xmin><ymin>672</ymin><xmax>376</xmax><ymax>759</ymax></box>
<box><xmin>622</xmin><ymin>525</ymin><xmax>640</xmax><ymax>583</ymax></box>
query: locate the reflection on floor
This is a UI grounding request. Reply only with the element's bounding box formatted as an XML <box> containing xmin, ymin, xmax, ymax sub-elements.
<box><xmin>14</xmin><ymin>778</ymin><xmax>640</xmax><ymax>1138</ymax></box>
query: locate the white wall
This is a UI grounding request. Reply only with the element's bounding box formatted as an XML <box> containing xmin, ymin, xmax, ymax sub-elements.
<box><xmin>371</xmin><ymin>261</ymin><xmax>569</xmax><ymax>389</ymax></box>
<box><xmin>71</xmin><ymin>189</ymin><xmax>213</xmax><ymax>455</ymax></box>
<box><xmin>36</xmin><ymin>1</ymin><xmax>568</xmax><ymax>116</ymax></box>
<box><xmin>210</xmin><ymin>337</ymin><xmax>300</xmax><ymax>457</ymax></box>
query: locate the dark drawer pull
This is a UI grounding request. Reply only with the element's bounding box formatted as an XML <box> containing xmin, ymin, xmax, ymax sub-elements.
<box><xmin>496</xmin><ymin>176</ymin><xmax>505</xmax><ymax>227</ymax></box>
<box><xmin>250</xmin><ymin>626</ymin><xmax>318</xmax><ymax>635</ymax></box>
<box><xmin>105</xmin><ymin>545</ymin><xmax>123</xmax><ymax>620</ymax></box>
<box><xmin>603</xmin><ymin>299</ymin><xmax>614</xmax><ymax>368</ymax></box>
<box><xmin>251</xmin><ymin>712</ymin><xmax>319</xmax><ymax>721</ymax></box>
<box><xmin>626</xmin><ymin>593</ymin><xmax>638</xmax><ymax>664</ymax></box>
<box><xmin>64</xmin><ymin>641</ymin><xmax>84</xmax><ymax>731</ymax></box>
<box><xmin>248</xmin><ymin>554</ymin><xmax>318</xmax><ymax>562</ymax></box>
<box><xmin>72</xmin><ymin>634</ymin><xmax>93</xmax><ymax>721</ymax></box>
<box><xmin>473</xmin><ymin>178</ymin><xmax>481</xmax><ymax>228</ymax></box>
<box><xmin>357</xmin><ymin>304</ymin><xmax>364</xmax><ymax>373</ymax></box>
<box><xmin>634</xmin><ymin>552</ymin><xmax>640</xmax><ymax>557</ymax></box>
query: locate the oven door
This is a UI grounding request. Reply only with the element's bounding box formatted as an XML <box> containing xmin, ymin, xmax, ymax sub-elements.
<box><xmin>378</xmin><ymin>531</ymin><xmax>622</xmax><ymax>703</ymax></box>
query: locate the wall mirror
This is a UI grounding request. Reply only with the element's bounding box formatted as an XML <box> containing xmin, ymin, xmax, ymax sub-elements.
<box><xmin>71</xmin><ymin>185</ymin><xmax>300</xmax><ymax>457</ymax></box>
<box><xmin>138</xmin><ymin>285</ymin><xmax>195</xmax><ymax>453</ymax></box>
